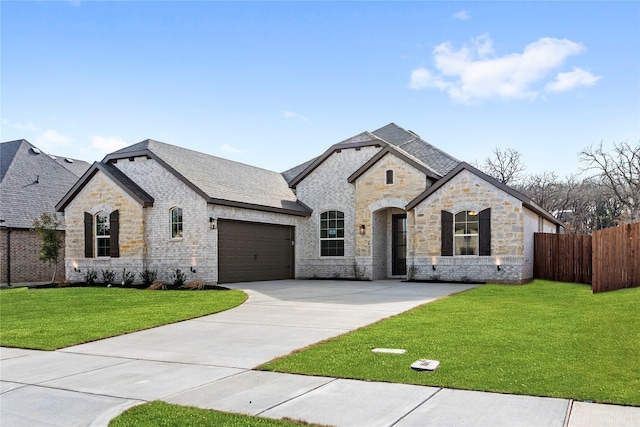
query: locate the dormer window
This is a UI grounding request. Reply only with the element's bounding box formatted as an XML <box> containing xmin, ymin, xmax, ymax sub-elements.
<box><xmin>386</xmin><ymin>170</ymin><xmax>394</xmax><ymax>185</ymax></box>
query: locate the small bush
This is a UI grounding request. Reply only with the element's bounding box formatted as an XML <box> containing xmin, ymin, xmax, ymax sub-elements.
<box><xmin>122</xmin><ymin>268</ymin><xmax>136</xmax><ymax>286</ymax></box>
<box><xmin>139</xmin><ymin>269</ymin><xmax>157</xmax><ymax>286</ymax></box>
<box><xmin>101</xmin><ymin>269</ymin><xmax>116</xmax><ymax>285</ymax></box>
<box><xmin>182</xmin><ymin>281</ymin><xmax>205</xmax><ymax>290</ymax></box>
<box><xmin>148</xmin><ymin>281</ymin><xmax>167</xmax><ymax>290</ymax></box>
<box><xmin>172</xmin><ymin>269</ymin><xmax>187</xmax><ymax>287</ymax></box>
<box><xmin>83</xmin><ymin>269</ymin><xmax>98</xmax><ymax>285</ymax></box>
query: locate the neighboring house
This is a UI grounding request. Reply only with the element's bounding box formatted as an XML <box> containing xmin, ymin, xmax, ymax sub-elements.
<box><xmin>0</xmin><ymin>140</ymin><xmax>90</xmax><ymax>285</ymax></box>
<box><xmin>56</xmin><ymin>123</ymin><xmax>561</xmax><ymax>285</ymax></box>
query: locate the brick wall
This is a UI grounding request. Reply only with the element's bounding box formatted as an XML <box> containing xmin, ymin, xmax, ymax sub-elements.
<box><xmin>295</xmin><ymin>146</ymin><xmax>378</xmax><ymax>278</ymax></box>
<box><xmin>0</xmin><ymin>229</ymin><xmax>66</xmax><ymax>285</ymax></box>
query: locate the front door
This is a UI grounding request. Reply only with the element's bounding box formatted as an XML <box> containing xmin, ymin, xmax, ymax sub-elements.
<box><xmin>392</xmin><ymin>214</ymin><xmax>407</xmax><ymax>276</ymax></box>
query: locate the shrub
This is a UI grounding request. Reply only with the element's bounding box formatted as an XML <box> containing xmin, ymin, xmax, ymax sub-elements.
<box><xmin>148</xmin><ymin>281</ymin><xmax>166</xmax><ymax>290</ymax></box>
<box><xmin>122</xmin><ymin>268</ymin><xmax>136</xmax><ymax>286</ymax></box>
<box><xmin>139</xmin><ymin>269</ymin><xmax>157</xmax><ymax>286</ymax></box>
<box><xmin>83</xmin><ymin>269</ymin><xmax>98</xmax><ymax>285</ymax></box>
<box><xmin>101</xmin><ymin>269</ymin><xmax>116</xmax><ymax>285</ymax></box>
<box><xmin>172</xmin><ymin>269</ymin><xmax>187</xmax><ymax>287</ymax></box>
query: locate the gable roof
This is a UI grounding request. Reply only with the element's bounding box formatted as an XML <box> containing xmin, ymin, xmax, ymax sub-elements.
<box><xmin>284</xmin><ymin>123</ymin><xmax>461</xmax><ymax>187</ymax></box>
<box><xmin>406</xmin><ymin>162</ymin><xmax>563</xmax><ymax>226</ymax></box>
<box><xmin>371</xmin><ymin>123</ymin><xmax>460</xmax><ymax>177</ymax></box>
<box><xmin>286</xmin><ymin>131</ymin><xmax>386</xmax><ymax>187</ymax></box>
<box><xmin>85</xmin><ymin>139</ymin><xmax>310</xmax><ymax>216</ymax></box>
<box><xmin>0</xmin><ymin>140</ymin><xmax>90</xmax><ymax>229</ymax></box>
<box><xmin>56</xmin><ymin>161</ymin><xmax>155</xmax><ymax>211</ymax></box>
<box><xmin>347</xmin><ymin>144</ymin><xmax>441</xmax><ymax>183</ymax></box>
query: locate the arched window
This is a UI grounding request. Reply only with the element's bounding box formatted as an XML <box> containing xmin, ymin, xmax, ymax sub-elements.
<box><xmin>95</xmin><ymin>212</ymin><xmax>111</xmax><ymax>257</ymax></box>
<box><xmin>171</xmin><ymin>207</ymin><xmax>183</xmax><ymax>238</ymax></box>
<box><xmin>454</xmin><ymin>211</ymin><xmax>479</xmax><ymax>256</ymax></box>
<box><xmin>320</xmin><ymin>210</ymin><xmax>344</xmax><ymax>256</ymax></box>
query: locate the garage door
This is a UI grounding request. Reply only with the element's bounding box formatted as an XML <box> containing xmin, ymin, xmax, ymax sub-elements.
<box><xmin>218</xmin><ymin>219</ymin><xmax>295</xmax><ymax>284</ymax></box>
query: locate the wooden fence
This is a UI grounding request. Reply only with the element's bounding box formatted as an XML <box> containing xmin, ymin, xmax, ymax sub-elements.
<box><xmin>592</xmin><ymin>222</ymin><xmax>640</xmax><ymax>293</ymax></box>
<box><xmin>534</xmin><ymin>233</ymin><xmax>592</xmax><ymax>284</ymax></box>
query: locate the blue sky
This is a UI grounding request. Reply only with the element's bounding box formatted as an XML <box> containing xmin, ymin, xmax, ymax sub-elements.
<box><xmin>2</xmin><ymin>1</ymin><xmax>639</xmax><ymax>177</ymax></box>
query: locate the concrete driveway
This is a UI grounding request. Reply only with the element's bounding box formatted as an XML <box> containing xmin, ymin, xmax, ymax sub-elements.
<box><xmin>2</xmin><ymin>280</ymin><xmax>639</xmax><ymax>426</ymax></box>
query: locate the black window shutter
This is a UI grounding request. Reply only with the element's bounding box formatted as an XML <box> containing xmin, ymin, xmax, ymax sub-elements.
<box><xmin>84</xmin><ymin>212</ymin><xmax>94</xmax><ymax>258</ymax></box>
<box><xmin>479</xmin><ymin>208</ymin><xmax>491</xmax><ymax>256</ymax></box>
<box><xmin>441</xmin><ymin>210</ymin><xmax>453</xmax><ymax>256</ymax></box>
<box><xmin>110</xmin><ymin>210</ymin><xmax>120</xmax><ymax>258</ymax></box>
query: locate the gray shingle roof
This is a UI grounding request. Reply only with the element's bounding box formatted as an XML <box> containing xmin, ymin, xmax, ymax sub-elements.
<box><xmin>0</xmin><ymin>140</ymin><xmax>88</xmax><ymax>229</ymax></box>
<box><xmin>371</xmin><ymin>123</ymin><xmax>460</xmax><ymax>176</ymax></box>
<box><xmin>106</xmin><ymin>140</ymin><xmax>310</xmax><ymax>216</ymax></box>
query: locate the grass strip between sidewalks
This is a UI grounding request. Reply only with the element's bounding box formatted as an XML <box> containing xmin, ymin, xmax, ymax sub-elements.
<box><xmin>259</xmin><ymin>280</ymin><xmax>640</xmax><ymax>406</ymax></box>
<box><xmin>109</xmin><ymin>401</ymin><xmax>323</xmax><ymax>427</ymax></box>
<box><xmin>0</xmin><ymin>286</ymin><xmax>247</xmax><ymax>350</ymax></box>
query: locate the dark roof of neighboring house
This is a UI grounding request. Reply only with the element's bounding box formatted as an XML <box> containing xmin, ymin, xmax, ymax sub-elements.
<box><xmin>283</xmin><ymin>123</ymin><xmax>460</xmax><ymax>186</ymax></box>
<box><xmin>406</xmin><ymin>162</ymin><xmax>563</xmax><ymax>227</ymax></box>
<box><xmin>0</xmin><ymin>140</ymin><xmax>90</xmax><ymax>229</ymax></box>
<box><xmin>62</xmin><ymin>139</ymin><xmax>311</xmax><ymax>216</ymax></box>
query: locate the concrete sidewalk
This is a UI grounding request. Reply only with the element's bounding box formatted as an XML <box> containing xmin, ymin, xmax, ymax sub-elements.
<box><xmin>1</xmin><ymin>280</ymin><xmax>639</xmax><ymax>426</ymax></box>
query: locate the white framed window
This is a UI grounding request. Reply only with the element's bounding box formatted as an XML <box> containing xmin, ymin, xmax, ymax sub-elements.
<box><xmin>170</xmin><ymin>207</ymin><xmax>183</xmax><ymax>238</ymax></box>
<box><xmin>454</xmin><ymin>211</ymin><xmax>479</xmax><ymax>256</ymax></box>
<box><xmin>95</xmin><ymin>211</ymin><xmax>111</xmax><ymax>257</ymax></box>
<box><xmin>320</xmin><ymin>210</ymin><xmax>344</xmax><ymax>256</ymax></box>
<box><xmin>386</xmin><ymin>169</ymin><xmax>394</xmax><ymax>185</ymax></box>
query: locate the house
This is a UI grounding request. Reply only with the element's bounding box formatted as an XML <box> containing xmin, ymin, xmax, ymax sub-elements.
<box><xmin>1</xmin><ymin>140</ymin><xmax>90</xmax><ymax>285</ymax></box>
<box><xmin>56</xmin><ymin>123</ymin><xmax>562</xmax><ymax>285</ymax></box>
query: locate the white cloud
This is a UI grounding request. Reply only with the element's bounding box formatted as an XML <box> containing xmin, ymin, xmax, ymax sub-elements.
<box><xmin>453</xmin><ymin>10</ymin><xmax>470</xmax><ymax>21</ymax></box>
<box><xmin>35</xmin><ymin>129</ymin><xmax>73</xmax><ymax>152</ymax></box>
<box><xmin>221</xmin><ymin>144</ymin><xmax>248</xmax><ymax>154</ymax></box>
<box><xmin>545</xmin><ymin>67</ymin><xmax>602</xmax><ymax>92</ymax></box>
<box><xmin>91</xmin><ymin>136</ymin><xmax>127</xmax><ymax>156</ymax></box>
<box><xmin>283</xmin><ymin>110</ymin><xmax>307</xmax><ymax>121</ymax></box>
<box><xmin>409</xmin><ymin>34</ymin><xmax>597</xmax><ymax>104</ymax></box>
<box><xmin>13</xmin><ymin>120</ymin><xmax>41</xmax><ymax>132</ymax></box>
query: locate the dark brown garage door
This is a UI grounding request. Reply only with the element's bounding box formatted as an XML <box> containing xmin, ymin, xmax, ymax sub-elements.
<box><xmin>218</xmin><ymin>219</ymin><xmax>294</xmax><ymax>284</ymax></box>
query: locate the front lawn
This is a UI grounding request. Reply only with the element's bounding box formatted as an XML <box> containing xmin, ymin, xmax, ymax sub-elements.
<box><xmin>109</xmin><ymin>401</ymin><xmax>321</xmax><ymax>427</ymax></box>
<box><xmin>0</xmin><ymin>287</ymin><xmax>246</xmax><ymax>350</ymax></box>
<box><xmin>259</xmin><ymin>280</ymin><xmax>640</xmax><ymax>406</ymax></box>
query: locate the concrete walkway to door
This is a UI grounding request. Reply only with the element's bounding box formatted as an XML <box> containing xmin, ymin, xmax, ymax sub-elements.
<box><xmin>2</xmin><ymin>280</ymin><xmax>639</xmax><ymax>426</ymax></box>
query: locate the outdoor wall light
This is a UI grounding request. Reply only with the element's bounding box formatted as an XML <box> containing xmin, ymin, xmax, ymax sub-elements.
<box><xmin>360</xmin><ymin>224</ymin><xmax>366</xmax><ymax>235</ymax></box>
<box><xmin>497</xmin><ymin>265</ymin><xmax>501</xmax><ymax>272</ymax></box>
<box><xmin>74</xmin><ymin>267</ymin><xmax>81</xmax><ymax>273</ymax></box>
<box><xmin>209</xmin><ymin>217</ymin><xmax>216</xmax><ymax>229</ymax></box>
<box><xmin>431</xmin><ymin>256</ymin><xmax>437</xmax><ymax>270</ymax></box>
<box><xmin>190</xmin><ymin>266</ymin><xmax>196</xmax><ymax>274</ymax></box>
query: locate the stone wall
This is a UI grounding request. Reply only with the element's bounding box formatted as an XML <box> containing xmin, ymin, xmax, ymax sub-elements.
<box><xmin>410</xmin><ymin>169</ymin><xmax>528</xmax><ymax>283</ymax></box>
<box><xmin>63</xmin><ymin>171</ymin><xmax>146</xmax><ymax>283</ymax></box>
<box><xmin>0</xmin><ymin>229</ymin><xmax>66</xmax><ymax>285</ymax></box>
<box><xmin>295</xmin><ymin>146</ymin><xmax>378</xmax><ymax>278</ymax></box>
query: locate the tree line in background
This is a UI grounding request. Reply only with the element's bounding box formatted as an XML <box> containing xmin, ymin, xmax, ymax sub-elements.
<box><xmin>477</xmin><ymin>141</ymin><xmax>640</xmax><ymax>235</ymax></box>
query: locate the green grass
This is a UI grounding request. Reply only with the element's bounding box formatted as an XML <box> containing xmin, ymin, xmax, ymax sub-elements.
<box><xmin>258</xmin><ymin>280</ymin><xmax>640</xmax><ymax>406</ymax></box>
<box><xmin>109</xmin><ymin>401</ymin><xmax>322</xmax><ymax>427</ymax></box>
<box><xmin>0</xmin><ymin>287</ymin><xmax>247</xmax><ymax>350</ymax></box>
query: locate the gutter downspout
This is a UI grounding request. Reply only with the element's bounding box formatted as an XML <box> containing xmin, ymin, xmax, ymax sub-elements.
<box><xmin>6</xmin><ymin>228</ymin><xmax>12</xmax><ymax>286</ymax></box>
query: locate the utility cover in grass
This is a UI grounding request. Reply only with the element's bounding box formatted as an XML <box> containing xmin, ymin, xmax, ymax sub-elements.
<box><xmin>411</xmin><ymin>359</ymin><xmax>440</xmax><ymax>371</ymax></box>
<box><xmin>372</xmin><ymin>348</ymin><xmax>406</xmax><ymax>354</ymax></box>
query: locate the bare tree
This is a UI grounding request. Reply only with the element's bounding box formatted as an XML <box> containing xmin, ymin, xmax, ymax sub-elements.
<box><xmin>481</xmin><ymin>148</ymin><xmax>526</xmax><ymax>186</ymax></box>
<box><xmin>581</xmin><ymin>141</ymin><xmax>640</xmax><ymax>223</ymax></box>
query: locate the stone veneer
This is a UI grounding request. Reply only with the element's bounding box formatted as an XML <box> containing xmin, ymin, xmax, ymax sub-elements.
<box><xmin>410</xmin><ymin>169</ymin><xmax>529</xmax><ymax>283</ymax></box>
<box><xmin>63</xmin><ymin>171</ymin><xmax>146</xmax><ymax>283</ymax></box>
<box><xmin>353</xmin><ymin>153</ymin><xmax>430</xmax><ymax>279</ymax></box>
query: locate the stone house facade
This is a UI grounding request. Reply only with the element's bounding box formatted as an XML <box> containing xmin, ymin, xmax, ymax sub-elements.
<box><xmin>56</xmin><ymin>123</ymin><xmax>562</xmax><ymax>285</ymax></box>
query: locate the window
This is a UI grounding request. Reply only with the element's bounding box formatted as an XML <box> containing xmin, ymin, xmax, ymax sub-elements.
<box><xmin>386</xmin><ymin>170</ymin><xmax>394</xmax><ymax>185</ymax></box>
<box><xmin>171</xmin><ymin>207</ymin><xmax>183</xmax><ymax>238</ymax></box>
<box><xmin>454</xmin><ymin>211</ymin><xmax>479</xmax><ymax>255</ymax></box>
<box><xmin>95</xmin><ymin>212</ymin><xmax>111</xmax><ymax>257</ymax></box>
<box><xmin>320</xmin><ymin>210</ymin><xmax>344</xmax><ymax>256</ymax></box>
